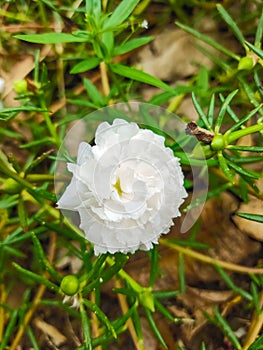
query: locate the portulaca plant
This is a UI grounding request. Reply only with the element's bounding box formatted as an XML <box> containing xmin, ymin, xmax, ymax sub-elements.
<box><xmin>57</xmin><ymin>118</ymin><xmax>187</xmax><ymax>255</ymax></box>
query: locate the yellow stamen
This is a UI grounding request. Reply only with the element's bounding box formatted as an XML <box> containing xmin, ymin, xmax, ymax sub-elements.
<box><xmin>113</xmin><ymin>177</ymin><xmax>123</xmax><ymax>196</ymax></box>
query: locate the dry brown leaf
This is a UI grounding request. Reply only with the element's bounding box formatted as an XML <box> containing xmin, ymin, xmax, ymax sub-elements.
<box><xmin>233</xmin><ymin>177</ymin><xmax>263</xmax><ymax>241</ymax></box>
<box><xmin>34</xmin><ymin>317</ymin><xmax>67</xmax><ymax>347</ymax></box>
<box><xmin>136</xmin><ymin>28</ymin><xmax>215</xmax><ymax>82</ymax></box>
<box><xmin>234</xmin><ymin>197</ymin><xmax>263</xmax><ymax>241</ymax></box>
<box><xmin>2</xmin><ymin>45</ymin><xmax>52</xmax><ymax>105</ymax></box>
<box><xmin>126</xmin><ymin>192</ymin><xmax>260</xmax><ymax>288</ymax></box>
<box><xmin>135</xmin><ymin>16</ymin><xmax>238</xmax><ymax>84</ymax></box>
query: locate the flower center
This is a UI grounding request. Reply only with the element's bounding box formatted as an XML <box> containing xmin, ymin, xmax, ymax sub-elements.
<box><xmin>113</xmin><ymin>177</ymin><xmax>123</xmax><ymax>197</ymax></box>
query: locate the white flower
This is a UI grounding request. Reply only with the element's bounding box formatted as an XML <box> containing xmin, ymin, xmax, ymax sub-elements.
<box><xmin>141</xmin><ymin>19</ymin><xmax>148</xmax><ymax>29</ymax></box>
<box><xmin>57</xmin><ymin>119</ymin><xmax>187</xmax><ymax>255</ymax></box>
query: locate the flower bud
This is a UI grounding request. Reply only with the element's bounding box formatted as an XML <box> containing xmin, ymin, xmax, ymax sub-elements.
<box><xmin>60</xmin><ymin>275</ymin><xmax>80</xmax><ymax>296</ymax></box>
<box><xmin>211</xmin><ymin>134</ymin><xmax>225</xmax><ymax>151</ymax></box>
<box><xmin>14</xmin><ymin>80</ymin><xmax>28</xmax><ymax>94</ymax></box>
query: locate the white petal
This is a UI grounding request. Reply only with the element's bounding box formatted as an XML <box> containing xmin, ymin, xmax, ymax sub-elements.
<box><xmin>58</xmin><ymin>118</ymin><xmax>188</xmax><ymax>255</ymax></box>
<box><xmin>57</xmin><ymin>177</ymin><xmax>81</xmax><ymax>210</ymax></box>
<box><xmin>77</xmin><ymin>142</ymin><xmax>92</xmax><ymax>164</ymax></box>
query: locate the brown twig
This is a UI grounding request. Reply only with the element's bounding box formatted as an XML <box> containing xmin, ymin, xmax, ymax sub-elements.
<box><xmin>160</xmin><ymin>239</ymin><xmax>263</xmax><ymax>275</ymax></box>
<box><xmin>100</xmin><ymin>61</ymin><xmax>112</xmax><ymax>104</ymax></box>
<box><xmin>90</xmin><ymin>291</ymin><xmax>102</xmax><ymax>350</ymax></box>
<box><xmin>115</xmin><ymin>279</ymin><xmax>145</xmax><ymax>350</ymax></box>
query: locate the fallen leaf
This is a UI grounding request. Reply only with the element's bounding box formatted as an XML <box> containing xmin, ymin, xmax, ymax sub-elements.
<box><xmin>34</xmin><ymin>317</ymin><xmax>67</xmax><ymax>347</ymax></box>
<box><xmin>233</xmin><ymin>179</ymin><xmax>263</xmax><ymax>241</ymax></box>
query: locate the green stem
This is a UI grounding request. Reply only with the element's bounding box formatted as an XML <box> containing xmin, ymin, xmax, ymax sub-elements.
<box><xmin>0</xmin><ymin>155</ymin><xmax>34</xmax><ymax>192</ymax></box>
<box><xmin>227</xmin><ymin>124</ymin><xmax>263</xmax><ymax>144</ymax></box>
<box><xmin>26</xmin><ymin>174</ymin><xmax>54</xmax><ymax>182</ymax></box>
<box><xmin>106</xmin><ymin>257</ymin><xmax>144</xmax><ymax>293</ymax></box>
<box><xmin>159</xmin><ymin>240</ymin><xmax>263</xmax><ymax>275</ymax></box>
<box><xmin>39</xmin><ymin>99</ymin><xmax>60</xmax><ymax>147</ymax></box>
<box><xmin>26</xmin><ymin>174</ymin><xmax>69</xmax><ymax>182</ymax></box>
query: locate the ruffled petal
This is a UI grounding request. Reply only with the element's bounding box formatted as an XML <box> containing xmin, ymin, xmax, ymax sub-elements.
<box><xmin>57</xmin><ymin>118</ymin><xmax>188</xmax><ymax>255</ymax></box>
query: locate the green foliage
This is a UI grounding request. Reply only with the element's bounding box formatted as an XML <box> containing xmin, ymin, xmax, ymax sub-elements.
<box><xmin>206</xmin><ymin>307</ymin><xmax>242</xmax><ymax>350</ymax></box>
<box><xmin>0</xmin><ymin>1</ymin><xmax>263</xmax><ymax>350</ymax></box>
<box><xmin>248</xmin><ymin>335</ymin><xmax>263</xmax><ymax>350</ymax></box>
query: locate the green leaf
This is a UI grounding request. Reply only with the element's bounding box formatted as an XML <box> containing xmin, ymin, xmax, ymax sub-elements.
<box><xmin>139</xmin><ymin>104</ymin><xmax>160</xmax><ymax>129</ymax></box>
<box><xmin>80</xmin><ymin>301</ymin><xmax>92</xmax><ymax>350</ymax></box>
<box><xmin>178</xmin><ymin>252</ymin><xmax>185</xmax><ymax>294</ymax></box>
<box><xmin>248</xmin><ymin>334</ymin><xmax>263</xmax><ymax>350</ymax></box>
<box><xmin>196</xmin><ymin>66</ymin><xmax>209</xmax><ymax>95</ymax></box>
<box><xmin>0</xmin><ymin>107</ymin><xmax>49</xmax><ymax>121</ymax></box>
<box><xmin>192</xmin><ymin>93</ymin><xmax>211</xmax><ymax>130</ymax></box>
<box><xmin>19</xmin><ymin>137</ymin><xmax>53</xmax><ymax>148</ymax></box>
<box><xmin>238</xmin><ymin>76</ymin><xmax>263</xmax><ymax>111</ymax></box>
<box><xmin>0</xmin><ymin>309</ymin><xmax>19</xmax><ymax>350</ymax></box>
<box><xmin>212</xmin><ymin>307</ymin><xmax>242</xmax><ymax>350</ymax></box>
<box><xmin>217</xmin><ymin>151</ymin><xmax>235</xmax><ymax>184</ymax></box>
<box><xmin>110</xmin><ymin>63</ymin><xmax>173</xmax><ymax>92</ymax></box>
<box><xmin>219</xmin><ymin>94</ymin><xmax>239</xmax><ymax>124</ymax></box>
<box><xmin>227</xmin><ymin>145</ymin><xmax>263</xmax><ymax>152</ymax></box>
<box><xmin>155</xmin><ymin>299</ymin><xmax>179</xmax><ymax>323</ymax></box>
<box><xmin>39</xmin><ymin>0</ymin><xmax>57</xmax><ymax>11</ymax></box>
<box><xmin>24</xmin><ymin>149</ymin><xmax>54</xmax><ymax>175</ymax></box>
<box><xmin>255</xmin><ymin>9</ymin><xmax>263</xmax><ymax>48</ymax></box>
<box><xmin>176</xmin><ymin>21</ymin><xmax>240</xmax><ymax>61</ymax></box>
<box><xmin>214</xmin><ymin>90</ymin><xmax>238</xmax><ymax>133</ymax></box>
<box><xmin>70</xmin><ymin>57</ymin><xmax>101</xmax><ymax>74</ymax></box>
<box><xmin>33</xmin><ymin>187</ymin><xmax>57</xmax><ymax>201</ymax></box>
<box><xmin>14</xmin><ymin>32</ymin><xmax>89</xmax><ymax>44</ymax></box>
<box><xmin>113</xmin><ymin>36</ymin><xmax>154</xmax><ymax>56</ymax></box>
<box><xmin>3</xmin><ymin>246</ymin><xmax>26</xmax><ymax>258</ymax></box>
<box><xmin>103</xmin><ymin>0</ymin><xmax>140</xmax><ymax>30</ymax></box>
<box><xmin>83</xmin><ymin>299</ymin><xmax>117</xmax><ymax>339</ymax></box>
<box><xmin>216</xmin><ymin>5</ymin><xmax>245</xmax><ymax>45</ymax></box>
<box><xmin>201</xmin><ymin>342</ymin><xmax>207</xmax><ymax>350</ymax></box>
<box><xmin>144</xmin><ymin>308</ymin><xmax>168</xmax><ymax>349</ymax></box>
<box><xmin>0</xmin><ymin>195</ymin><xmax>19</xmax><ymax>209</ymax></box>
<box><xmin>251</xmin><ymin>282</ymin><xmax>261</xmax><ymax>314</ymax></box>
<box><xmin>207</xmin><ymin>93</ymin><xmax>215</xmax><ymax>126</ymax></box>
<box><xmin>12</xmin><ymin>262</ymin><xmax>60</xmax><ymax>292</ymax></box>
<box><xmin>149</xmin><ymin>85</ymin><xmax>195</xmax><ymax>105</ymax></box>
<box><xmin>112</xmin><ymin>302</ymin><xmax>138</xmax><ymax>329</ymax></box>
<box><xmin>225</xmin><ymin>155</ymin><xmax>263</xmax><ymax>164</ymax></box>
<box><xmin>245</xmin><ymin>41</ymin><xmax>263</xmax><ymax>60</ymax></box>
<box><xmin>168</xmin><ymin>240</ymin><xmax>210</xmax><ymax>249</ymax></box>
<box><xmin>148</xmin><ymin>245</ymin><xmax>160</xmax><ymax>287</ymax></box>
<box><xmin>236</xmin><ymin>213</ymin><xmax>263</xmax><ymax>223</ymax></box>
<box><xmin>86</xmin><ymin>0</ymin><xmax>101</xmax><ymax>21</ymax></box>
<box><xmin>102</xmin><ymin>31</ymin><xmax>114</xmax><ymax>56</ymax></box>
<box><xmin>214</xmin><ymin>265</ymin><xmax>252</xmax><ymax>301</ymax></box>
<box><xmin>153</xmin><ymin>290</ymin><xmax>179</xmax><ymax>299</ymax></box>
<box><xmin>83</xmin><ymin>78</ymin><xmax>105</xmax><ymax>106</ymax></box>
<box><xmin>68</xmin><ymin>99</ymin><xmax>99</xmax><ymax>109</ymax></box>
<box><xmin>27</xmin><ymin>327</ymin><xmax>41</xmax><ymax>350</ymax></box>
<box><xmin>0</xmin><ymin>127</ymin><xmax>22</xmax><ymax>138</ymax></box>
<box><xmin>228</xmin><ymin>161</ymin><xmax>260</xmax><ymax>179</ymax></box>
